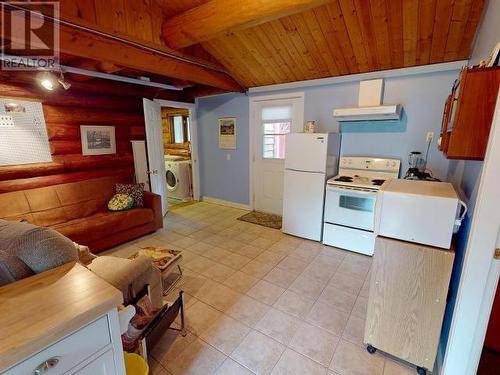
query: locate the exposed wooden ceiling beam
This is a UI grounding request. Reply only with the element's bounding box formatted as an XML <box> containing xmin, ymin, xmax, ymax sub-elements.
<box><xmin>161</xmin><ymin>0</ymin><xmax>331</xmax><ymax>49</ymax></box>
<box><xmin>58</xmin><ymin>28</ymin><xmax>243</xmax><ymax>91</ymax></box>
<box><xmin>2</xmin><ymin>7</ymin><xmax>244</xmax><ymax>92</ymax></box>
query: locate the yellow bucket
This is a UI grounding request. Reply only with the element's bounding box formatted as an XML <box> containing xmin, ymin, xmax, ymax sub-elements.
<box><xmin>124</xmin><ymin>352</ymin><xmax>149</xmax><ymax>375</ymax></box>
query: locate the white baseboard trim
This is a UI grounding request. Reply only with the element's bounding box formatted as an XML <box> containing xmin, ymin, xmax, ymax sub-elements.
<box><xmin>201</xmin><ymin>196</ymin><xmax>251</xmax><ymax>210</ymax></box>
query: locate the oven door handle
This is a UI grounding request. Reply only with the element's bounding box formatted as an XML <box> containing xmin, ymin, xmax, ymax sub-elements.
<box><xmin>327</xmin><ymin>185</ymin><xmax>378</xmax><ymax>196</ymax></box>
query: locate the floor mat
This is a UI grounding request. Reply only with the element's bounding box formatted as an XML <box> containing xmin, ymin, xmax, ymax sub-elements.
<box><xmin>237</xmin><ymin>211</ymin><xmax>282</xmax><ymax>229</ymax></box>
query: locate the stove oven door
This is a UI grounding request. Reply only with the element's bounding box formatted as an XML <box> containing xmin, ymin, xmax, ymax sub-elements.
<box><xmin>324</xmin><ymin>185</ymin><xmax>377</xmax><ymax>231</ymax></box>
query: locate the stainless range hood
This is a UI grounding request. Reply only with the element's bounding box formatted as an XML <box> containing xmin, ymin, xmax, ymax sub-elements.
<box><xmin>333</xmin><ymin>79</ymin><xmax>403</xmax><ymax>121</ymax></box>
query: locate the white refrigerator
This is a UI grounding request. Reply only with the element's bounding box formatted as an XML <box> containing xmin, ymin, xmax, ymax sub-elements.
<box><xmin>282</xmin><ymin>133</ymin><xmax>341</xmax><ymax>241</ymax></box>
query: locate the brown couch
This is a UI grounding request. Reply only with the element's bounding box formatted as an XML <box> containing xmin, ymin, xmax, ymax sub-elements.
<box><xmin>0</xmin><ymin>176</ymin><xmax>163</xmax><ymax>253</ymax></box>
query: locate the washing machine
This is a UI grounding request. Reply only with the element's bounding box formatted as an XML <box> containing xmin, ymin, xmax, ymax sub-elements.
<box><xmin>164</xmin><ymin>156</ymin><xmax>192</xmax><ymax>201</ymax></box>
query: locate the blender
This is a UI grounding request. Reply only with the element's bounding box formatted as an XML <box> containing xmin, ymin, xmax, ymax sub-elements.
<box><xmin>405</xmin><ymin>151</ymin><xmax>436</xmax><ymax>180</ymax></box>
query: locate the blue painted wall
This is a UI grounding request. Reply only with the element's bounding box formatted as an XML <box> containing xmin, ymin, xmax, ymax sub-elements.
<box><xmin>196</xmin><ymin>93</ymin><xmax>250</xmax><ymax>204</ymax></box>
<box><xmin>256</xmin><ymin>70</ymin><xmax>458</xmax><ymax>180</ymax></box>
<box><xmin>197</xmin><ymin>69</ymin><xmax>459</xmax><ymax>204</ymax></box>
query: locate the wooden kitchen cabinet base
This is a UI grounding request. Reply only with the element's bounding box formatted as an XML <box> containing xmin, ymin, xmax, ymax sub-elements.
<box><xmin>364</xmin><ymin>237</ymin><xmax>455</xmax><ymax>370</ymax></box>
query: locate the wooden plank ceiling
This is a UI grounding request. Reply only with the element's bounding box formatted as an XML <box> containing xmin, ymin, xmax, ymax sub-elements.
<box><xmin>171</xmin><ymin>0</ymin><xmax>485</xmax><ymax>87</ymax></box>
<box><xmin>3</xmin><ymin>0</ymin><xmax>487</xmax><ymax>94</ymax></box>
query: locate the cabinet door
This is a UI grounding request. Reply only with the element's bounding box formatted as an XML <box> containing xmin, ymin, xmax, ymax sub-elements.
<box><xmin>73</xmin><ymin>350</ymin><xmax>116</xmax><ymax>375</ymax></box>
<box><xmin>447</xmin><ymin>68</ymin><xmax>500</xmax><ymax>159</ymax></box>
<box><xmin>364</xmin><ymin>237</ymin><xmax>455</xmax><ymax>369</ymax></box>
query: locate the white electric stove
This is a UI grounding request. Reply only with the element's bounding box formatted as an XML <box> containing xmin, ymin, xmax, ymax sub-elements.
<box><xmin>323</xmin><ymin>157</ymin><xmax>400</xmax><ymax>255</ymax></box>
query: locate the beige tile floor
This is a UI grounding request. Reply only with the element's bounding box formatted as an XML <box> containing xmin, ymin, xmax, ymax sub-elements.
<box><xmin>105</xmin><ymin>202</ymin><xmax>418</xmax><ymax>375</ymax></box>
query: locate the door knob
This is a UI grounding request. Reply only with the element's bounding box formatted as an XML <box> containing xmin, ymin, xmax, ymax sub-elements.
<box><xmin>495</xmin><ymin>248</ymin><xmax>500</xmax><ymax>260</ymax></box>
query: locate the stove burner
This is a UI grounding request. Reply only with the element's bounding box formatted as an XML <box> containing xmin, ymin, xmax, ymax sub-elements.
<box><xmin>372</xmin><ymin>179</ymin><xmax>386</xmax><ymax>186</ymax></box>
<box><xmin>335</xmin><ymin>176</ymin><xmax>353</xmax><ymax>182</ymax></box>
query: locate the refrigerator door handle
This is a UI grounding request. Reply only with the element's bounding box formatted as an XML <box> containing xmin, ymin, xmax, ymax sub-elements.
<box><xmin>285</xmin><ymin>168</ymin><xmax>325</xmax><ymax>174</ymax></box>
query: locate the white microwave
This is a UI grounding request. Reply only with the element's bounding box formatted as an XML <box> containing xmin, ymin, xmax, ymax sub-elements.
<box><xmin>374</xmin><ymin>179</ymin><xmax>467</xmax><ymax>249</ymax></box>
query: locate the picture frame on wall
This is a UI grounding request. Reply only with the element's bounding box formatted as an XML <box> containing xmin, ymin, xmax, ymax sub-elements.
<box><xmin>80</xmin><ymin>125</ymin><xmax>116</xmax><ymax>155</ymax></box>
<box><xmin>218</xmin><ymin>117</ymin><xmax>236</xmax><ymax>149</ymax></box>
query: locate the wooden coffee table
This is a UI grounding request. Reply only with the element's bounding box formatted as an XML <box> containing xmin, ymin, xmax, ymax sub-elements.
<box><xmin>129</xmin><ymin>247</ymin><xmax>183</xmax><ymax>295</ymax></box>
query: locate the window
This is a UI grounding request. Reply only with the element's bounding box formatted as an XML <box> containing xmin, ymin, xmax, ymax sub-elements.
<box><xmin>172</xmin><ymin>115</ymin><xmax>184</xmax><ymax>144</ymax></box>
<box><xmin>261</xmin><ymin>105</ymin><xmax>292</xmax><ymax>159</ymax></box>
<box><xmin>169</xmin><ymin>115</ymin><xmax>191</xmax><ymax>144</ymax></box>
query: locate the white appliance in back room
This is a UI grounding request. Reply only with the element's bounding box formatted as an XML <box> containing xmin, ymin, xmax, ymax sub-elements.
<box><xmin>282</xmin><ymin>133</ymin><xmax>341</xmax><ymax>241</ymax></box>
<box><xmin>165</xmin><ymin>155</ymin><xmax>192</xmax><ymax>202</ymax></box>
<box><xmin>323</xmin><ymin>157</ymin><xmax>400</xmax><ymax>255</ymax></box>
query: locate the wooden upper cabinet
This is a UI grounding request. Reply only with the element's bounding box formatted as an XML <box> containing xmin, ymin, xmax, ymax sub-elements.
<box><xmin>440</xmin><ymin>67</ymin><xmax>500</xmax><ymax>160</ymax></box>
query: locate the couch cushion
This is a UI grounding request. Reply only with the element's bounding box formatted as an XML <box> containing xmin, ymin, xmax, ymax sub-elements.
<box><xmin>116</xmin><ymin>183</ymin><xmax>145</xmax><ymax>207</ymax></box>
<box><xmin>53</xmin><ymin>208</ymin><xmax>154</xmax><ymax>245</ymax></box>
<box><xmin>54</xmin><ymin>176</ymin><xmax>124</xmax><ymax>221</ymax></box>
<box><xmin>108</xmin><ymin>194</ymin><xmax>134</xmax><ymax>211</ymax></box>
<box><xmin>0</xmin><ymin>176</ymin><xmax>130</xmax><ymax>226</ymax></box>
<box><xmin>0</xmin><ymin>219</ymin><xmax>77</xmax><ymax>278</ymax></box>
<box><xmin>0</xmin><ymin>191</ymin><xmax>32</xmax><ymax>220</ymax></box>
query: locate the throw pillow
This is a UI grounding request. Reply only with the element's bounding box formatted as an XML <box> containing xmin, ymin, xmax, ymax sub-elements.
<box><xmin>108</xmin><ymin>194</ymin><xmax>134</xmax><ymax>211</ymax></box>
<box><xmin>116</xmin><ymin>183</ymin><xmax>145</xmax><ymax>207</ymax></box>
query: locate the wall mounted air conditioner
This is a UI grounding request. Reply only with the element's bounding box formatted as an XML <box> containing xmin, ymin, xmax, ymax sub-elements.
<box><xmin>333</xmin><ymin>79</ymin><xmax>403</xmax><ymax>121</ymax></box>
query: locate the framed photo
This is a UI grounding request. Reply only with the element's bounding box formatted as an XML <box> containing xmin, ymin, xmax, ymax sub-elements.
<box><xmin>80</xmin><ymin>125</ymin><xmax>116</xmax><ymax>155</ymax></box>
<box><xmin>218</xmin><ymin>117</ymin><xmax>236</xmax><ymax>149</ymax></box>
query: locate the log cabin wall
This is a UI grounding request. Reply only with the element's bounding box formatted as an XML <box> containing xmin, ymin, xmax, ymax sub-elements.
<box><xmin>0</xmin><ymin>80</ymin><xmax>149</xmax><ymax>193</ymax></box>
<box><xmin>161</xmin><ymin>107</ymin><xmax>191</xmax><ymax>158</ymax></box>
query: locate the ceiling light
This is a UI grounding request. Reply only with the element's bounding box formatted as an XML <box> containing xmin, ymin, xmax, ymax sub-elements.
<box><xmin>58</xmin><ymin>71</ymin><xmax>71</xmax><ymax>90</ymax></box>
<box><xmin>38</xmin><ymin>71</ymin><xmax>56</xmax><ymax>91</ymax></box>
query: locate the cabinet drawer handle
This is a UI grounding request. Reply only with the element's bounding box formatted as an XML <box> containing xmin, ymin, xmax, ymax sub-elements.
<box><xmin>32</xmin><ymin>357</ymin><xmax>60</xmax><ymax>375</ymax></box>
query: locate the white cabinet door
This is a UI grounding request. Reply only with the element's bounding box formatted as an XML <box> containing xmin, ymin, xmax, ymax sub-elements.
<box><xmin>143</xmin><ymin>98</ymin><xmax>168</xmax><ymax>215</ymax></box>
<box><xmin>73</xmin><ymin>350</ymin><xmax>116</xmax><ymax>375</ymax></box>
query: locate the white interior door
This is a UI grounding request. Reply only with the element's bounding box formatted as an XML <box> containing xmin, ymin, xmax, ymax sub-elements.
<box><xmin>143</xmin><ymin>98</ymin><xmax>168</xmax><ymax>215</ymax></box>
<box><xmin>251</xmin><ymin>94</ymin><xmax>304</xmax><ymax>215</ymax></box>
<box><xmin>442</xmin><ymin>91</ymin><xmax>500</xmax><ymax>374</ymax></box>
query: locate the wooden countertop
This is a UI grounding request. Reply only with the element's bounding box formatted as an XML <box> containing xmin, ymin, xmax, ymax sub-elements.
<box><xmin>0</xmin><ymin>262</ymin><xmax>123</xmax><ymax>371</ymax></box>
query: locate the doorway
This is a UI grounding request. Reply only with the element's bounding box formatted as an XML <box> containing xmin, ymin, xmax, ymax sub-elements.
<box><xmin>249</xmin><ymin>93</ymin><xmax>304</xmax><ymax>215</ymax></box>
<box><xmin>161</xmin><ymin>107</ymin><xmax>194</xmax><ymax>209</ymax></box>
<box><xmin>477</xmin><ymin>280</ymin><xmax>500</xmax><ymax>374</ymax></box>
<box><xmin>143</xmin><ymin>99</ymin><xmax>200</xmax><ymax>215</ymax></box>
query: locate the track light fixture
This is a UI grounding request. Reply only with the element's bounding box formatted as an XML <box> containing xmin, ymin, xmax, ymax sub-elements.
<box><xmin>57</xmin><ymin>71</ymin><xmax>71</xmax><ymax>90</ymax></box>
<box><xmin>38</xmin><ymin>71</ymin><xmax>56</xmax><ymax>91</ymax></box>
<box><xmin>37</xmin><ymin>70</ymin><xmax>71</xmax><ymax>91</ymax></box>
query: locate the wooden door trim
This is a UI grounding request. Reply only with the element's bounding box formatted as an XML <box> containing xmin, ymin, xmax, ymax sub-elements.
<box><xmin>154</xmin><ymin>99</ymin><xmax>200</xmax><ymax>202</ymax></box>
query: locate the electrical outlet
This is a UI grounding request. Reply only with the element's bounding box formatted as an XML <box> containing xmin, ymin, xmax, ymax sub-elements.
<box><xmin>226</xmin><ymin>153</ymin><xmax>231</xmax><ymax>161</ymax></box>
<box><xmin>426</xmin><ymin>131</ymin><xmax>434</xmax><ymax>143</ymax></box>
